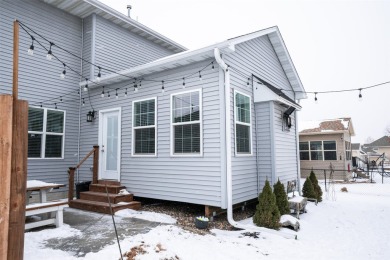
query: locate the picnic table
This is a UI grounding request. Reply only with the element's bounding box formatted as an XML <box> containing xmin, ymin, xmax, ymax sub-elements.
<box><xmin>25</xmin><ymin>180</ymin><xmax>68</xmax><ymax>229</ymax></box>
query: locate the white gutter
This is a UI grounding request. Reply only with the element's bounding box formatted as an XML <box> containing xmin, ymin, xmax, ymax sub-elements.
<box><xmin>214</xmin><ymin>48</ymin><xmax>297</xmax><ymax>239</ymax></box>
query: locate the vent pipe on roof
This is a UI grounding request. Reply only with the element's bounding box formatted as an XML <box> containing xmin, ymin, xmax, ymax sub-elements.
<box><xmin>127</xmin><ymin>5</ymin><xmax>132</xmax><ymax>18</ymax></box>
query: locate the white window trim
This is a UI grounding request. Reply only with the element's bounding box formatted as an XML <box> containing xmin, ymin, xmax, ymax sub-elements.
<box><xmin>234</xmin><ymin>90</ymin><xmax>253</xmax><ymax>156</ymax></box>
<box><xmin>299</xmin><ymin>140</ymin><xmax>337</xmax><ymax>161</ymax></box>
<box><xmin>28</xmin><ymin>106</ymin><xmax>66</xmax><ymax>159</ymax></box>
<box><xmin>170</xmin><ymin>88</ymin><xmax>203</xmax><ymax>157</ymax></box>
<box><xmin>131</xmin><ymin>97</ymin><xmax>157</xmax><ymax>157</ymax></box>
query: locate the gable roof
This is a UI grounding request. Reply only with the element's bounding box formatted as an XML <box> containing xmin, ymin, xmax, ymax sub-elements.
<box><xmin>365</xmin><ymin>136</ymin><xmax>390</xmax><ymax>147</ymax></box>
<box><xmin>83</xmin><ymin>26</ymin><xmax>306</xmax><ymax>99</ymax></box>
<box><xmin>299</xmin><ymin>118</ymin><xmax>355</xmax><ymax>136</ymax></box>
<box><xmin>41</xmin><ymin>0</ymin><xmax>187</xmax><ymax>53</ymax></box>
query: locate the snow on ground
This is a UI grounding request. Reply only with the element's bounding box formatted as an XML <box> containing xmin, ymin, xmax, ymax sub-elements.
<box><xmin>115</xmin><ymin>208</ymin><xmax>177</xmax><ymax>224</ymax></box>
<box><xmin>25</xmin><ymin>175</ymin><xmax>390</xmax><ymax>259</ymax></box>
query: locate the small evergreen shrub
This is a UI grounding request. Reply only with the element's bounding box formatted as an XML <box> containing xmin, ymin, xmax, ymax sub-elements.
<box><xmin>309</xmin><ymin>170</ymin><xmax>323</xmax><ymax>202</ymax></box>
<box><xmin>273</xmin><ymin>179</ymin><xmax>290</xmax><ymax>215</ymax></box>
<box><xmin>302</xmin><ymin>177</ymin><xmax>316</xmax><ymax>199</ymax></box>
<box><xmin>253</xmin><ymin>180</ymin><xmax>281</xmax><ymax>230</ymax></box>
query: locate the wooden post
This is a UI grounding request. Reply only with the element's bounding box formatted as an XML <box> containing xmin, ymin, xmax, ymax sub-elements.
<box><xmin>68</xmin><ymin>167</ymin><xmax>76</xmax><ymax>202</ymax></box>
<box><xmin>93</xmin><ymin>145</ymin><xmax>99</xmax><ymax>184</ymax></box>
<box><xmin>0</xmin><ymin>95</ymin><xmax>13</xmax><ymax>259</ymax></box>
<box><xmin>13</xmin><ymin>20</ymin><xmax>19</xmax><ymax>100</ymax></box>
<box><xmin>8</xmin><ymin>100</ymin><xmax>28</xmax><ymax>260</ymax></box>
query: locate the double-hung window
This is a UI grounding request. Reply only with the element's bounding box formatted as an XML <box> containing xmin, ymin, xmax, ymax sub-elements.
<box><xmin>171</xmin><ymin>90</ymin><xmax>202</xmax><ymax>155</ymax></box>
<box><xmin>235</xmin><ymin>91</ymin><xmax>252</xmax><ymax>155</ymax></box>
<box><xmin>28</xmin><ymin>107</ymin><xmax>65</xmax><ymax>158</ymax></box>
<box><xmin>299</xmin><ymin>141</ymin><xmax>337</xmax><ymax>160</ymax></box>
<box><xmin>132</xmin><ymin>98</ymin><xmax>156</xmax><ymax>155</ymax></box>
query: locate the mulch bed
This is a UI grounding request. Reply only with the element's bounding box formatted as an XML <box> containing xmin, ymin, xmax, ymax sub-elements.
<box><xmin>136</xmin><ymin>198</ymin><xmax>257</xmax><ymax>235</ymax></box>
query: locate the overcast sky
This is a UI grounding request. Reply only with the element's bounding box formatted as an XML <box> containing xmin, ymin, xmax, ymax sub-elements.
<box><xmin>100</xmin><ymin>0</ymin><xmax>390</xmax><ymax>144</ymax></box>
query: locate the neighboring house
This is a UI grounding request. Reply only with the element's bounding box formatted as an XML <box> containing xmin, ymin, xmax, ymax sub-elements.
<box><xmin>299</xmin><ymin>118</ymin><xmax>355</xmax><ymax>180</ymax></box>
<box><xmin>362</xmin><ymin>136</ymin><xmax>390</xmax><ymax>165</ymax></box>
<box><xmin>1</xmin><ymin>0</ymin><xmax>306</xmax><ymax>211</ymax></box>
<box><xmin>351</xmin><ymin>143</ymin><xmax>366</xmax><ymax>169</ymax></box>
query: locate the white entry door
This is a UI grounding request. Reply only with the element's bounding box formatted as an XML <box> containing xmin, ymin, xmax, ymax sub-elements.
<box><xmin>99</xmin><ymin>108</ymin><xmax>121</xmax><ymax>181</ymax></box>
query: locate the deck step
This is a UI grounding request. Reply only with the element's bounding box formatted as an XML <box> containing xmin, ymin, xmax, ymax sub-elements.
<box><xmin>98</xmin><ymin>180</ymin><xmax>121</xmax><ymax>186</ymax></box>
<box><xmin>89</xmin><ymin>184</ymin><xmax>126</xmax><ymax>194</ymax></box>
<box><xmin>69</xmin><ymin>199</ymin><xmax>141</xmax><ymax>214</ymax></box>
<box><xmin>80</xmin><ymin>191</ymin><xmax>133</xmax><ymax>204</ymax></box>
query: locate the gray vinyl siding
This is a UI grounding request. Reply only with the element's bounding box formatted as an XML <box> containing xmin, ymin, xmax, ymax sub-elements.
<box><xmin>82</xmin><ymin>15</ymin><xmax>93</xmax><ymax>79</ymax></box>
<box><xmin>273</xmin><ymin>103</ymin><xmax>299</xmax><ymax>184</ymax></box>
<box><xmin>224</xmin><ymin>35</ymin><xmax>298</xmax><ymax>203</ymax></box>
<box><xmin>92</xmin><ymin>15</ymin><xmax>176</xmax><ymax>78</ymax></box>
<box><xmin>254</xmin><ymin>102</ymin><xmax>273</xmax><ymax>190</ymax></box>
<box><xmin>0</xmin><ymin>0</ymin><xmax>82</xmax><ymax>186</ymax></box>
<box><xmin>79</xmin><ymin>60</ymin><xmax>223</xmax><ymax>207</ymax></box>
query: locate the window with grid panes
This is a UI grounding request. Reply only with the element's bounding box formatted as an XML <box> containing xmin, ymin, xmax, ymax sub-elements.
<box><xmin>28</xmin><ymin>107</ymin><xmax>65</xmax><ymax>158</ymax></box>
<box><xmin>133</xmin><ymin>98</ymin><xmax>156</xmax><ymax>155</ymax></box>
<box><xmin>235</xmin><ymin>92</ymin><xmax>251</xmax><ymax>154</ymax></box>
<box><xmin>172</xmin><ymin>90</ymin><xmax>201</xmax><ymax>154</ymax></box>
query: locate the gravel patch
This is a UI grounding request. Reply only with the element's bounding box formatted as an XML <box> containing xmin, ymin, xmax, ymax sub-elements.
<box><xmin>137</xmin><ymin>198</ymin><xmax>257</xmax><ymax>235</ymax></box>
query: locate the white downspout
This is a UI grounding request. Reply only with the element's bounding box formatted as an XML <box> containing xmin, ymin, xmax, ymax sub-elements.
<box><xmin>214</xmin><ymin>48</ymin><xmax>296</xmax><ymax>239</ymax></box>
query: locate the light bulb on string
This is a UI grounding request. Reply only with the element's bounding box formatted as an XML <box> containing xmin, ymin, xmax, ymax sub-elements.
<box><xmin>60</xmin><ymin>63</ymin><xmax>66</xmax><ymax>79</ymax></box>
<box><xmin>54</xmin><ymin>103</ymin><xmax>57</xmax><ymax>109</ymax></box>
<box><xmin>182</xmin><ymin>78</ymin><xmax>185</xmax><ymax>89</ymax></box>
<box><xmin>82</xmin><ymin>98</ymin><xmax>85</xmax><ymax>106</ymax></box>
<box><xmin>161</xmin><ymin>80</ymin><xmax>165</xmax><ymax>93</ymax></box>
<box><xmin>199</xmin><ymin>71</ymin><xmax>202</xmax><ymax>81</ymax></box>
<box><xmin>115</xmin><ymin>89</ymin><xmax>119</xmax><ymax>99</ymax></box>
<box><xmin>247</xmin><ymin>78</ymin><xmax>250</xmax><ymax>86</ymax></box>
<box><xmin>125</xmin><ymin>88</ymin><xmax>128</xmax><ymax>97</ymax></box>
<box><xmin>40</xmin><ymin>102</ymin><xmax>42</xmax><ymax>108</ymax></box>
<box><xmin>359</xmin><ymin>89</ymin><xmax>362</xmax><ymax>101</ymax></box>
<box><xmin>60</xmin><ymin>96</ymin><xmax>63</xmax><ymax>103</ymax></box>
<box><xmin>96</xmin><ymin>67</ymin><xmax>101</xmax><ymax>82</ymax></box>
<box><xmin>314</xmin><ymin>92</ymin><xmax>318</xmax><ymax>104</ymax></box>
<box><xmin>101</xmin><ymin>86</ymin><xmax>105</xmax><ymax>98</ymax></box>
<box><xmin>134</xmin><ymin>81</ymin><xmax>138</xmax><ymax>92</ymax></box>
<box><xmin>46</xmin><ymin>42</ymin><xmax>53</xmax><ymax>60</ymax></box>
<box><xmin>212</xmin><ymin>62</ymin><xmax>214</xmax><ymax>70</ymax></box>
<box><xmin>84</xmin><ymin>78</ymin><xmax>88</xmax><ymax>92</ymax></box>
<box><xmin>28</xmin><ymin>36</ymin><xmax>35</xmax><ymax>55</ymax></box>
<box><xmin>108</xmin><ymin>91</ymin><xmax>111</xmax><ymax>99</ymax></box>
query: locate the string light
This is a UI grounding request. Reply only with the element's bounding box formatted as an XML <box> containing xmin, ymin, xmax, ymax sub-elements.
<box><xmin>134</xmin><ymin>81</ymin><xmax>138</xmax><ymax>92</ymax></box>
<box><xmin>101</xmin><ymin>86</ymin><xmax>105</xmax><ymax>98</ymax></box>
<box><xmin>314</xmin><ymin>92</ymin><xmax>318</xmax><ymax>104</ymax></box>
<box><xmin>40</xmin><ymin>102</ymin><xmax>42</xmax><ymax>108</ymax></box>
<box><xmin>60</xmin><ymin>96</ymin><xmax>63</xmax><ymax>102</ymax></box>
<box><xmin>199</xmin><ymin>71</ymin><xmax>202</xmax><ymax>81</ymax></box>
<box><xmin>359</xmin><ymin>88</ymin><xmax>362</xmax><ymax>101</ymax></box>
<box><xmin>28</xmin><ymin>35</ymin><xmax>35</xmax><ymax>55</ymax></box>
<box><xmin>82</xmin><ymin>98</ymin><xmax>85</xmax><ymax>106</ymax></box>
<box><xmin>108</xmin><ymin>91</ymin><xmax>111</xmax><ymax>99</ymax></box>
<box><xmin>212</xmin><ymin>62</ymin><xmax>214</xmax><ymax>70</ymax></box>
<box><xmin>60</xmin><ymin>63</ymin><xmax>66</xmax><ymax>79</ymax></box>
<box><xmin>125</xmin><ymin>88</ymin><xmax>128</xmax><ymax>97</ymax></box>
<box><xmin>46</xmin><ymin>42</ymin><xmax>53</xmax><ymax>60</ymax></box>
<box><xmin>182</xmin><ymin>78</ymin><xmax>185</xmax><ymax>89</ymax></box>
<box><xmin>161</xmin><ymin>80</ymin><xmax>165</xmax><ymax>93</ymax></box>
<box><xmin>247</xmin><ymin>78</ymin><xmax>250</xmax><ymax>86</ymax></box>
<box><xmin>139</xmin><ymin>79</ymin><xmax>142</xmax><ymax>88</ymax></box>
<box><xmin>96</xmin><ymin>67</ymin><xmax>101</xmax><ymax>82</ymax></box>
<box><xmin>54</xmin><ymin>103</ymin><xmax>57</xmax><ymax>109</ymax></box>
<box><xmin>115</xmin><ymin>89</ymin><xmax>119</xmax><ymax>99</ymax></box>
<box><xmin>84</xmin><ymin>78</ymin><xmax>88</xmax><ymax>91</ymax></box>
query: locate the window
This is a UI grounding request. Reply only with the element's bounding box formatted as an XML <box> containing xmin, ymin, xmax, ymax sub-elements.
<box><xmin>171</xmin><ymin>90</ymin><xmax>202</xmax><ymax>155</ymax></box>
<box><xmin>235</xmin><ymin>91</ymin><xmax>252</xmax><ymax>155</ymax></box>
<box><xmin>28</xmin><ymin>107</ymin><xmax>65</xmax><ymax>158</ymax></box>
<box><xmin>132</xmin><ymin>98</ymin><xmax>156</xmax><ymax>155</ymax></box>
<box><xmin>299</xmin><ymin>140</ymin><xmax>337</xmax><ymax>161</ymax></box>
<box><xmin>345</xmin><ymin>141</ymin><xmax>352</xmax><ymax>160</ymax></box>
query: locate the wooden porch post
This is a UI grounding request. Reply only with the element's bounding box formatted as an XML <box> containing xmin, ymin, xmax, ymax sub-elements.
<box><xmin>0</xmin><ymin>95</ymin><xmax>13</xmax><ymax>259</ymax></box>
<box><xmin>92</xmin><ymin>145</ymin><xmax>99</xmax><ymax>184</ymax></box>
<box><xmin>68</xmin><ymin>167</ymin><xmax>76</xmax><ymax>202</ymax></box>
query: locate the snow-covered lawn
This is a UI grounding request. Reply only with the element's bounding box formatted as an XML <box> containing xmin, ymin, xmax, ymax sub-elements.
<box><xmin>25</xmin><ymin>176</ymin><xmax>390</xmax><ymax>259</ymax></box>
